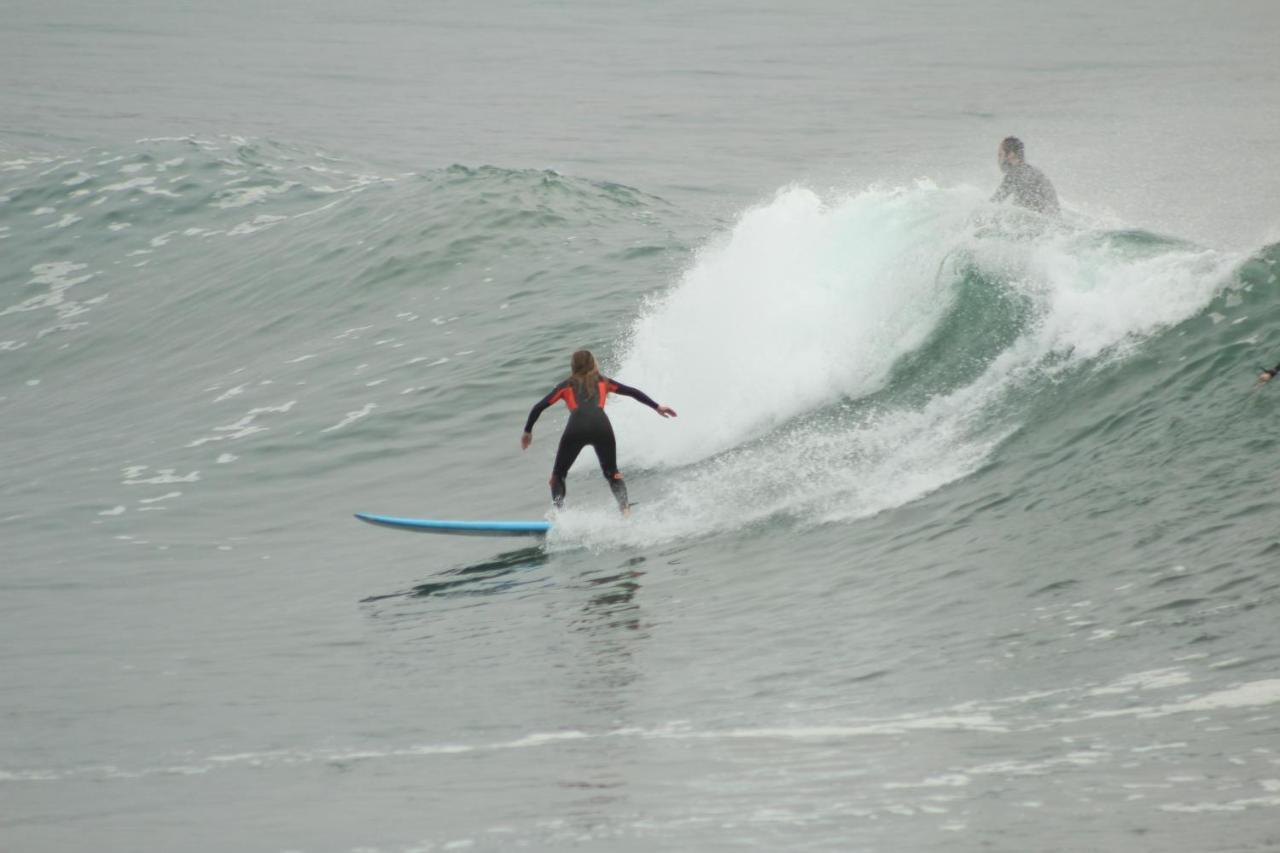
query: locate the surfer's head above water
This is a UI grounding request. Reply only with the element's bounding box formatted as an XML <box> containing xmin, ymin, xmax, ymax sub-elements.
<box><xmin>569</xmin><ymin>349</ymin><xmax>601</xmax><ymax>397</ymax></box>
<box><xmin>998</xmin><ymin>136</ymin><xmax>1025</xmax><ymax>172</ymax></box>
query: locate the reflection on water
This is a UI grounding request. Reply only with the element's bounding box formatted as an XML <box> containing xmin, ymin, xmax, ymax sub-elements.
<box><xmin>360</xmin><ymin>546</ymin><xmax>551</xmax><ymax>603</ymax></box>
<box><xmin>573</xmin><ymin>556</ymin><xmax>647</xmax><ymax>634</ymax></box>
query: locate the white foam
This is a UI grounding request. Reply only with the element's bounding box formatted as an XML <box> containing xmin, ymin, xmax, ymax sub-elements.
<box><xmin>1131</xmin><ymin>742</ymin><xmax>1188</xmax><ymax>753</ymax></box>
<box><xmin>1073</xmin><ymin>679</ymin><xmax>1280</xmax><ymax>724</ymax></box>
<box><xmin>322</xmin><ymin>403</ymin><xmax>376</xmax><ymax>432</ymax></box>
<box><xmin>138</xmin><ymin>492</ymin><xmax>181</xmax><ymax>504</ymax></box>
<box><xmin>227</xmin><ymin>215</ymin><xmax>287</xmax><ymax>236</ymax></box>
<box><xmin>966</xmin><ymin>750</ymin><xmax>1111</xmax><ymax>777</ymax></box>
<box><xmin>1171</xmin><ymin>679</ymin><xmax>1280</xmax><ymax>713</ymax></box>
<box><xmin>0</xmin><ymin>263</ymin><xmax>96</xmax><ymax>333</ymax></box>
<box><xmin>884</xmin><ymin>774</ymin><xmax>971</xmax><ymax>789</ymax></box>
<box><xmin>213</xmin><ymin>182</ymin><xmax>298</xmax><ymax>209</ymax></box>
<box><xmin>100</xmin><ymin>176</ymin><xmax>154</xmax><ymax>192</ymax></box>
<box><xmin>1088</xmin><ymin>668</ymin><xmax>1194</xmax><ymax>697</ymax></box>
<box><xmin>187</xmin><ymin>401</ymin><xmax>297</xmax><ymax>446</ymax></box>
<box><xmin>121</xmin><ymin>467</ymin><xmax>200</xmax><ymax>485</ymax></box>
<box><xmin>136</xmin><ymin>136</ymin><xmax>217</xmax><ymax>148</ymax></box>
<box><xmin>622</xmin><ymin>184</ymin><xmax>1233</xmax><ymax>463</ymax></box>
<box><xmin>292</xmin><ymin>199</ymin><xmax>342</xmax><ymax>218</ymax></box>
<box><xmin>1160</xmin><ymin>794</ymin><xmax>1280</xmax><ymax>813</ymax></box>
<box><xmin>0</xmin><ymin>712</ymin><xmax>1008</xmax><ymax>783</ymax></box>
<box><xmin>3</xmin><ymin>157</ymin><xmax>54</xmax><ymax>172</ymax></box>
<box><xmin>46</xmin><ymin>214</ymin><xmax>81</xmax><ymax>229</ymax></box>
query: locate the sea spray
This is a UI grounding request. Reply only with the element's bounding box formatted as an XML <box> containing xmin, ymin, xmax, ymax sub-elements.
<box><xmin>611</xmin><ymin>182</ymin><xmax>974</xmax><ymax>467</ymax></box>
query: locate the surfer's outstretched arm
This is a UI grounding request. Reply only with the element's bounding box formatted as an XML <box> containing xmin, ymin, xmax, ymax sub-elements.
<box><xmin>608</xmin><ymin>379</ymin><xmax>677</xmax><ymax>417</ymax></box>
<box><xmin>522</xmin><ymin>382</ymin><xmax>569</xmax><ymax>448</ymax></box>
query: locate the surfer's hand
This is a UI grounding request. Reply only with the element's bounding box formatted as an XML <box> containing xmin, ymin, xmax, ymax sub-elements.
<box><xmin>656</xmin><ymin>405</ymin><xmax>677</xmax><ymax>418</ymax></box>
<box><xmin>1259</xmin><ymin>371</ymin><xmax>1275</xmax><ymax>384</ymax></box>
<box><xmin>521</xmin><ymin>432</ymin><xmax>532</xmax><ymax>449</ymax></box>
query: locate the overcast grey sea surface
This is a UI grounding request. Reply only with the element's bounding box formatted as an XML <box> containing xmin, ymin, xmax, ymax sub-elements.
<box><xmin>4</xmin><ymin>2</ymin><xmax>1280</xmax><ymax>851</ymax></box>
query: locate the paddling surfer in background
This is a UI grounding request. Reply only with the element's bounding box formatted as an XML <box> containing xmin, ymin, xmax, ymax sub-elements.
<box><xmin>522</xmin><ymin>349</ymin><xmax>676</xmax><ymax>515</ymax></box>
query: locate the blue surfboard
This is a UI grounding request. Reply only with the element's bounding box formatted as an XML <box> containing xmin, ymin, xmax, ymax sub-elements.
<box><xmin>355</xmin><ymin>512</ymin><xmax>551</xmax><ymax>537</ymax></box>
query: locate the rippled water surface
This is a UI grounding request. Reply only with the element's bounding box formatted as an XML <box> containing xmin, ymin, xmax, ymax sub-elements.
<box><xmin>4</xmin><ymin>2</ymin><xmax>1280</xmax><ymax>851</ymax></box>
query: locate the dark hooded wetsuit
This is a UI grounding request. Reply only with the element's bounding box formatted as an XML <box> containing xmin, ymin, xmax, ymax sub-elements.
<box><xmin>992</xmin><ymin>161</ymin><xmax>1060</xmax><ymax>215</ymax></box>
<box><xmin>524</xmin><ymin>376</ymin><xmax>660</xmax><ymax>510</ymax></box>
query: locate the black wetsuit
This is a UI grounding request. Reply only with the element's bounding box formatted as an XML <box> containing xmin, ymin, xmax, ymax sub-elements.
<box><xmin>524</xmin><ymin>376</ymin><xmax>660</xmax><ymax>510</ymax></box>
<box><xmin>992</xmin><ymin>161</ymin><xmax>1060</xmax><ymax>215</ymax></box>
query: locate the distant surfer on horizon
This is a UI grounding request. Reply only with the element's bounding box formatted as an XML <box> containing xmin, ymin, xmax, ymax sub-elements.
<box><xmin>522</xmin><ymin>349</ymin><xmax>676</xmax><ymax>515</ymax></box>
<box><xmin>991</xmin><ymin>136</ymin><xmax>1059</xmax><ymax>215</ymax></box>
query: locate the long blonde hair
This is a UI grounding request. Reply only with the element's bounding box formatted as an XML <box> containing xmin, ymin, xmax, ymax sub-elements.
<box><xmin>568</xmin><ymin>349</ymin><xmax>601</xmax><ymax>400</ymax></box>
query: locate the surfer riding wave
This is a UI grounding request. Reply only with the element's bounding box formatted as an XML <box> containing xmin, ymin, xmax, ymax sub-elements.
<box><xmin>522</xmin><ymin>349</ymin><xmax>676</xmax><ymax>515</ymax></box>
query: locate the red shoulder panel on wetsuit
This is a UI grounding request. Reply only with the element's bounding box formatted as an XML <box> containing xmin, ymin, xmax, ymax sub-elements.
<box><xmin>550</xmin><ymin>385</ymin><xmax>578</xmax><ymax>411</ymax></box>
<box><xmin>598</xmin><ymin>380</ymin><xmax>616</xmax><ymax>408</ymax></box>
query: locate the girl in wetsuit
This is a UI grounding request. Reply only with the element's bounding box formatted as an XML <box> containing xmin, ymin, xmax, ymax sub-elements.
<box><xmin>521</xmin><ymin>349</ymin><xmax>676</xmax><ymax>513</ymax></box>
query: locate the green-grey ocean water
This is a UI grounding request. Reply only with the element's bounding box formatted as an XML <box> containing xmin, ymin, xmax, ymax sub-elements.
<box><xmin>4</xmin><ymin>2</ymin><xmax>1280</xmax><ymax>852</ymax></box>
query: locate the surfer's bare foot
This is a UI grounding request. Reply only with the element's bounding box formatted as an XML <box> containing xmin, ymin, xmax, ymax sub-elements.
<box><xmin>620</xmin><ymin>505</ymin><xmax>632</xmax><ymax>519</ymax></box>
